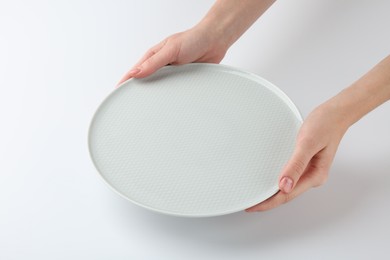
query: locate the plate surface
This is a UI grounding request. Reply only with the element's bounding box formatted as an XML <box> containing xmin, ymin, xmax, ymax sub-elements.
<box><xmin>89</xmin><ymin>64</ymin><xmax>302</xmax><ymax>217</ymax></box>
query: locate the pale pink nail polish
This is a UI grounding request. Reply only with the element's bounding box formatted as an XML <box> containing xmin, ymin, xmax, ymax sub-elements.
<box><xmin>129</xmin><ymin>68</ymin><xmax>141</xmax><ymax>76</ymax></box>
<box><xmin>281</xmin><ymin>177</ymin><xmax>293</xmax><ymax>193</ymax></box>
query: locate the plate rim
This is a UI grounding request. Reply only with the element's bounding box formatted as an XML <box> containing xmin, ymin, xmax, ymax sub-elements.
<box><xmin>88</xmin><ymin>63</ymin><xmax>303</xmax><ymax>217</ymax></box>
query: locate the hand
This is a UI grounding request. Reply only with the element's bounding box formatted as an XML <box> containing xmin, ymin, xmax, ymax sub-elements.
<box><xmin>117</xmin><ymin>26</ymin><xmax>229</xmax><ymax>85</ymax></box>
<box><xmin>246</xmin><ymin>55</ymin><xmax>390</xmax><ymax>212</ymax></box>
<box><xmin>246</xmin><ymin>102</ymin><xmax>349</xmax><ymax>212</ymax></box>
<box><xmin>117</xmin><ymin>0</ymin><xmax>277</xmax><ymax>85</ymax></box>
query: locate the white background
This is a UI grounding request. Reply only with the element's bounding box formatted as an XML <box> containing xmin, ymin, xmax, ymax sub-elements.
<box><xmin>1</xmin><ymin>0</ymin><xmax>389</xmax><ymax>259</ymax></box>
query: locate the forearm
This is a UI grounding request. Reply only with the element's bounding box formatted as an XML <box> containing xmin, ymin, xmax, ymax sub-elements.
<box><xmin>327</xmin><ymin>55</ymin><xmax>390</xmax><ymax>129</ymax></box>
<box><xmin>196</xmin><ymin>0</ymin><xmax>276</xmax><ymax>49</ymax></box>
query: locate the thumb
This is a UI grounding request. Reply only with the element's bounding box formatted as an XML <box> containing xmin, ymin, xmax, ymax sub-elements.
<box><xmin>279</xmin><ymin>146</ymin><xmax>313</xmax><ymax>193</ymax></box>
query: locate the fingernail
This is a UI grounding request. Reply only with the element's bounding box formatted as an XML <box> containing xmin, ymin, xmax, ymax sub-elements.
<box><xmin>280</xmin><ymin>177</ymin><xmax>293</xmax><ymax>193</ymax></box>
<box><xmin>128</xmin><ymin>68</ymin><xmax>141</xmax><ymax>76</ymax></box>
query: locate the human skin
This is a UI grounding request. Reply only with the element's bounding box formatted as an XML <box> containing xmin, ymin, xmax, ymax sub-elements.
<box><xmin>117</xmin><ymin>0</ymin><xmax>276</xmax><ymax>83</ymax></box>
<box><xmin>117</xmin><ymin>0</ymin><xmax>390</xmax><ymax>212</ymax></box>
<box><xmin>247</xmin><ymin>55</ymin><xmax>390</xmax><ymax>211</ymax></box>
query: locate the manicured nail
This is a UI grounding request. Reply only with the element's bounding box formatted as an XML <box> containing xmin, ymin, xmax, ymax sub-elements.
<box><xmin>128</xmin><ymin>68</ymin><xmax>141</xmax><ymax>76</ymax></box>
<box><xmin>280</xmin><ymin>177</ymin><xmax>293</xmax><ymax>193</ymax></box>
<box><xmin>116</xmin><ymin>68</ymin><xmax>141</xmax><ymax>87</ymax></box>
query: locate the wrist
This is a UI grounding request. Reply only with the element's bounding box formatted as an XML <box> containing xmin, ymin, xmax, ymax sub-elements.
<box><xmin>325</xmin><ymin>56</ymin><xmax>390</xmax><ymax>128</ymax></box>
<box><xmin>195</xmin><ymin>0</ymin><xmax>276</xmax><ymax>51</ymax></box>
<box><xmin>194</xmin><ymin>12</ymin><xmax>236</xmax><ymax>52</ymax></box>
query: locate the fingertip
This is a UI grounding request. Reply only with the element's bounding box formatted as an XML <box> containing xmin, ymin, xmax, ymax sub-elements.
<box><xmin>131</xmin><ymin>71</ymin><xmax>148</xmax><ymax>79</ymax></box>
<box><xmin>124</xmin><ymin>68</ymin><xmax>141</xmax><ymax>80</ymax></box>
<box><xmin>245</xmin><ymin>202</ymin><xmax>269</xmax><ymax>212</ymax></box>
<box><xmin>279</xmin><ymin>176</ymin><xmax>293</xmax><ymax>193</ymax></box>
<box><xmin>128</xmin><ymin>68</ymin><xmax>141</xmax><ymax>76</ymax></box>
<box><xmin>132</xmin><ymin>63</ymin><xmax>159</xmax><ymax>78</ymax></box>
<box><xmin>245</xmin><ymin>208</ymin><xmax>256</xmax><ymax>213</ymax></box>
<box><xmin>278</xmin><ymin>149</ymin><xmax>312</xmax><ymax>192</ymax></box>
<box><xmin>116</xmin><ymin>68</ymin><xmax>141</xmax><ymax>87</ymax></box>
<box><xmin>245</xmin><ymin>208</ymin><xmax>257</xmax><ymax>213</ymax></box>
<box><xmin>116</xmin><ymin>79</ymin><xmax>126</xmax><ymax>88</ymax></box>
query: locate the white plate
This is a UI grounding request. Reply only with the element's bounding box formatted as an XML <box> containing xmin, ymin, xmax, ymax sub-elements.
<box><xmin>88</xmin><ymin>63</ymin><xmax>302</xmax><ymax>217</ymax></box>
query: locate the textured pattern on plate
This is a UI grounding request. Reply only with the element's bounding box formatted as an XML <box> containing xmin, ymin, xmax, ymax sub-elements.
<box><xmin>89</xmin><ymin>64</ymin><xmax>302</xmax><ymax>217</ymax></box>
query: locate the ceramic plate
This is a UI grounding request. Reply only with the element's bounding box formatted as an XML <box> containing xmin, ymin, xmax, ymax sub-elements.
<box><xmin>89</xmin><ymin>63</ymin><xmax>302</xmax><ymax>217</ymax></box>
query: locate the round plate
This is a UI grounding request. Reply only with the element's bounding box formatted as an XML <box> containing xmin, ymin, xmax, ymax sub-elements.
<box><xmin>88</xmin><ymin>63</ymin><xmax>302</xmax><ymax>217</ymax></box>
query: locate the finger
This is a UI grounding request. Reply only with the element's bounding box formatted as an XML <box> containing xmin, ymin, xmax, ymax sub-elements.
<box><xmin>246</xmin><ymin>165</ymin><xmax>321</xmax><ymax>212</ymax></box>
<box><xmin>134</xmin><ymin>44</ymin><xmax>177</xmax><ymax>78</ymax></box>
<box><xmin>133</xmin><ymin>40</ymin><xmax>167</xmax><ymax>70</ymax></box>
<box><xmin>116</xmin><ymin>68</ymin><xmax>142</xmax><ymax>86</ymax></box>
<box><xmin>278</xmin><ymin>144</ymin><xmax>316</xmax><ymax>193</ymax></box>
<box><xmin>246</xmin><ymin>147</ymin><xmax>333</xmax><ymax>212</ymax></box>
<box><xmin>116</xmin><ymin>41</ymin><xmax>167</xmax><ymax>86</ymax></box>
